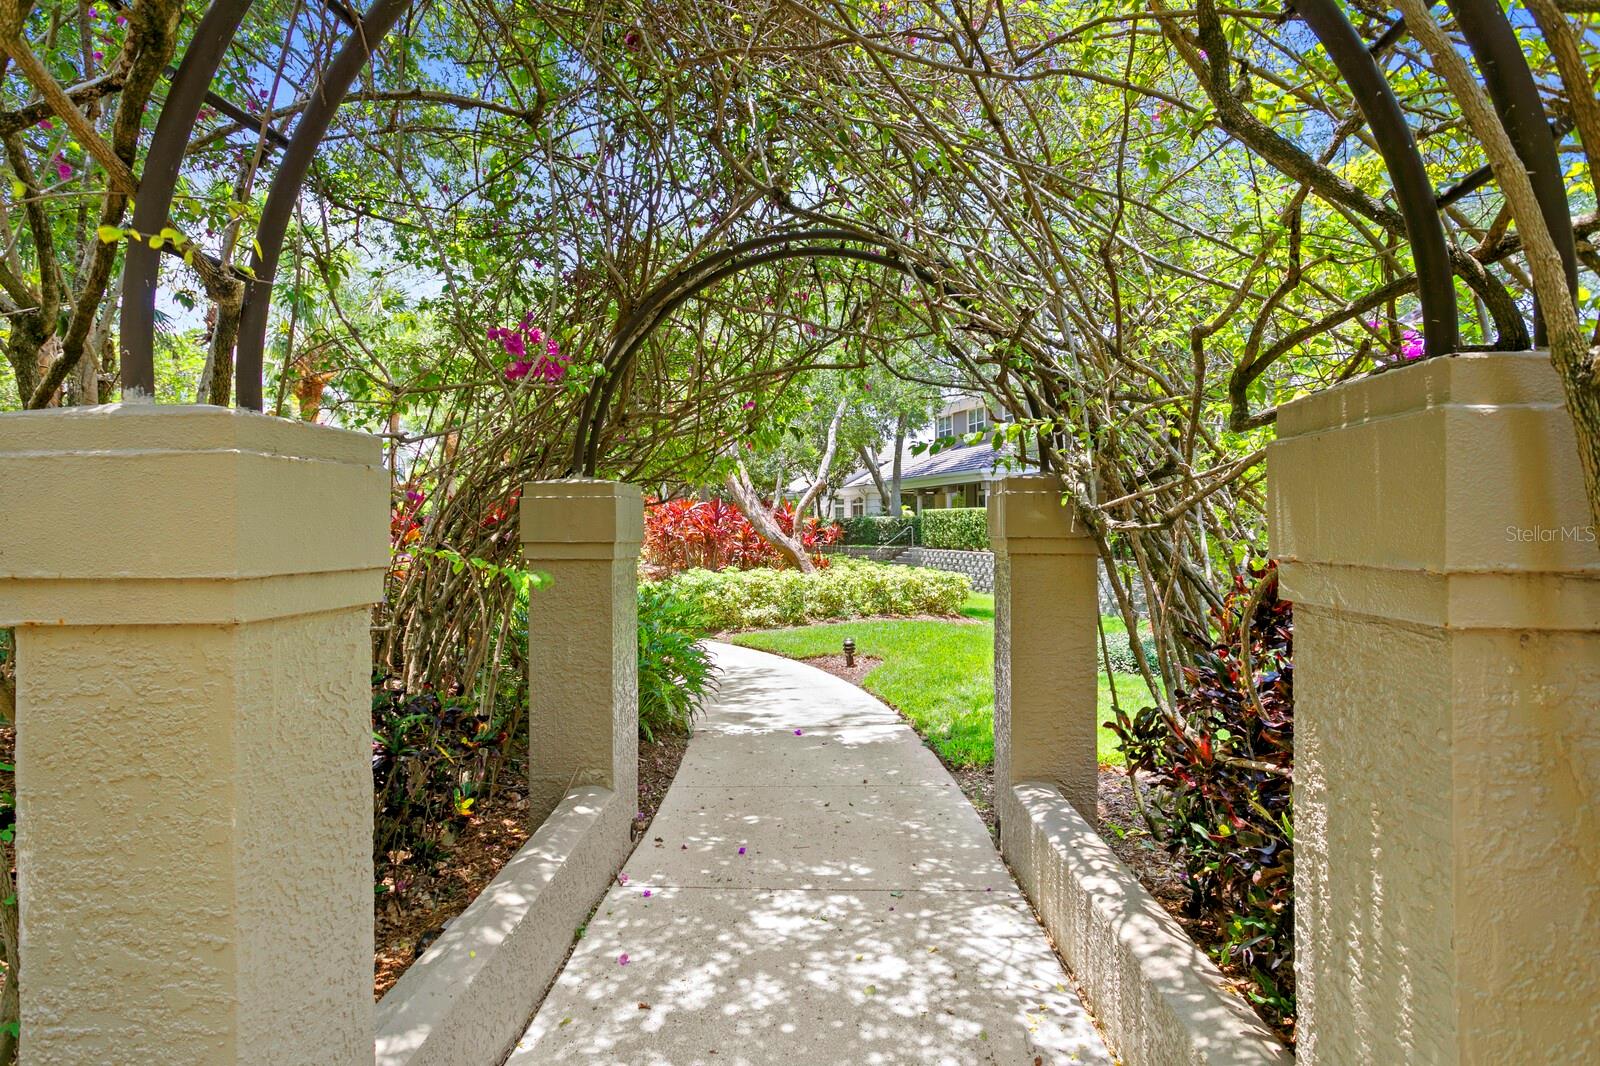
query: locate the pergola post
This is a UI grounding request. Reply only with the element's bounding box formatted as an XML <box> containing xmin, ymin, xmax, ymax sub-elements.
<box><xmin>989</xmin><ymin>475</ymin><xmax>1101</xmax><ymax>825</ymax></box>
<box><xmin>0</xmin><ymin>405</ymin><xmax>388</xmax><ymax>1064</ymax></box>
<box><xmin>518</xmin><ymin>480</ymin><xmax>642</xmax><ymax>830</ymax></box>
<box><xmin>1269</xmin><ymin>352</ymin><xmax>1600</xmax><ymax>1062</ymax></box>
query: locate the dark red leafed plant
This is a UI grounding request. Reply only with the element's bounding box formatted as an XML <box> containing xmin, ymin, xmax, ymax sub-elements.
<box><xmin>644</xmin><ymin>498</ymin><xmax>840</xmax><ymax>574</ymax></box>
<box><xmin>1108</xmin><ymin>560</ymin><xmax>1295</xmax><ymax>1038</ymax></box>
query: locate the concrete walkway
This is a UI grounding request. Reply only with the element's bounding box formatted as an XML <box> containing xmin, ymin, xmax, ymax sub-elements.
<box><xmin>508</xmin><ymin>642</ymin><xmax>1114</xmax><ymax>1066</ymax></box>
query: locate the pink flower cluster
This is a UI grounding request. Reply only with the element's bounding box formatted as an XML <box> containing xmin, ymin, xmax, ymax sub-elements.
<box><xmin>489</xmin><ymin>315</ymin><xmax>569</xmax><ymax>384</ymax></box>
<box><xmin>1400</xmin><ymin>328</ymin><xmax>1424</xmax><ymax>361</ymax></box>
<box><xmin>1363</xmin><ymin>319</ymin><xmax>1426</xmax><ymax>363</ymax></box>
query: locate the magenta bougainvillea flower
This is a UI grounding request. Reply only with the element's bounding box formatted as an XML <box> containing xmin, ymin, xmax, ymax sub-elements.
<box><xmin>490</xmin><ymin>317</ymin><xmax>570</xmax><ymax>385</ymax></box>
<box><xmin>642</xmin><ymin>889</ymin><xmax>652</xmax><ymax>898</ymax></box>
<box><xmin>618</xmin><ymin>872</ymin><xmax>629</xmax><ymax>885</ymax></box>
<box><xmin>737</xmin><ymin>846</ymin><xmax>746</xmax><ymax>855</ymax></box>
<box><xmin>618</xmin><ymin>953</ymin><xmax>630</xmax><ymax>966</ymax></box>
<box><xmin>1400</xmin><ymin>329</ymin><xmax>1424</xmax><ymax>361</ymax></box>
<box><xmin>793</xmin><ymin>729</ymin><xmax>804</xmax><ymax>736</ymax></box>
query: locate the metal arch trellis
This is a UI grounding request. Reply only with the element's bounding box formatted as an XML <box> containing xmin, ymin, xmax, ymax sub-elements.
<box><xmin>1288</xmin><ymin>0</ymin><xmax>1577</xmax><ymax>358</ymax></box>
<box><xmin>115</xmin><ymin>0</ymin><xmax>1579</xmax><ymax>409</ymax></box>
<box><xmin>118</xmin><ymin>0</ymin><xmax>412</xmax><ymax>403</ymax></box>
<box><xmin>564</xmin><ymin>228</ymin><xmax>945</xmax><ymax>477</ymax></box>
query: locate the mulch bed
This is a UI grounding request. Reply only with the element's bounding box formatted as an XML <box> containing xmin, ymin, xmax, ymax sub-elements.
<box><xmin>793</xmin><ymin>652</ymin><xmax>882</xmax><ymax>686</ymax></box>
<box><xmin>373</xmin><ymin>731</ymin><xmax>690</xmax><ymax>1000</ymax></box>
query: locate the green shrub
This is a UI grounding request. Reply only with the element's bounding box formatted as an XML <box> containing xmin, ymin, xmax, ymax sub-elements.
<box><xmin>655</xmin><ymin>558</ymin><xmax>969</xmax><ymax>632</ymax></box>
<box><xmin>1100</xmin><ymin>629</ymin><xmax>1158</xmax><ymax>674</ymax></box>
<box><xmin>839</xmin><ymin>514</ymin><xmax>918</xmax><ymax>545</ymax></box>
<box><xmin>919</xmin><ymin>507</ymin><xmax>989</xmax><ymax>550</ymax></box>
<box><xmin>636</xmin><ymin>581</ymin><xmax>717</xmax><ymax>740</ymax></box>
<box><xmin>1108</xmin><ymin>563</ymin><xmax>1294</xmax><ymax>1030</ymax></box>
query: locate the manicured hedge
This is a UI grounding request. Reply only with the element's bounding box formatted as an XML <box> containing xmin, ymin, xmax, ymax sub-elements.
<box><xmin>1100</xmin><ymin>629</ymin><xmax>1158</xmax><ymax>674</ymax></box>
<box><xmin>654</xmin><ymin>558</ymin><xmax>969</xmax><ymax>632</ymax></box>
<box><xmin>919</xmin><ymin>507</ymin><xmax>989</xmax><ymax>550</ymax></box>
<box><xmin>839</xmin><ymin>514</ymin><xmax>918</xmax><ymax>545</ymax></box>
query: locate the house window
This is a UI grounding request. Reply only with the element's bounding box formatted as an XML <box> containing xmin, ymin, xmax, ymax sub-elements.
<box><xmin>936</xmin><ymin>414</ymin><xmax>954</xmax><ymax>438</ymax></box>
<box><xmin>851</xmin><ymin>497</ymin><xmax>865</xmax><ymax>517</ymax></box>
<box><xmin>967</xmin><ymin>408</ymin><xmax>989</xmax><ymax>434</ymax></box>
<box><xmin>975</xmin><ymin>483</ymin><xmax>989</xmax><ymax>507</ymax></box>
<box><xmin>833</xmin><ymin>499</ymin><xmax>845</xmax><ymax>519</ymax></box>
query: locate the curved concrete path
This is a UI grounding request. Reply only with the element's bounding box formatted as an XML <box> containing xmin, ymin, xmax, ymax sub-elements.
<box><xmin>508</xmin><ymin>642</ymin><xmax>1114</xmax><ymax>1066</ymax></box>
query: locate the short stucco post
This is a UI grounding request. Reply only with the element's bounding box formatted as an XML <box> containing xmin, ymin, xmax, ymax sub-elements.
<box><xmin>519</xmin><ymin>480</ymin><xmax>641</xmax><ymax>831</ymax></box>
<box><xmin>989</xmin><ymin>475</ymin><xmax>1101</xmax><ymax>824</ymax></box>
<box><xmin>0</xmin><ymin>405</ymin><xmax>388</xmax><ymax>1065</ymax></box>
<box><xmin>1269</xmin><ymin>352</ymin><xmax>1600</xmax><ymax>1063</ymax></box>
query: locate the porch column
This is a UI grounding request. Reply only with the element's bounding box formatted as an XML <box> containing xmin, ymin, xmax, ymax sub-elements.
<box><xmin>990</xmin><ymin>475</ymin><xmax>1101</xmax><ymax>823</ymax></box>
<box><xmin>1269</xmin><ymin>352</ymin><xmax>1600</xmax><ymax>1063</ymax></box>
<box><xmin>0</xmin><ymin>405</ymin><xmax>388</xmax><ymax>1064</ymax></box>
<box><xmin>519</xmin><ymin>480</ymin><xmax>642</xmax><ymax>829</ymax></box>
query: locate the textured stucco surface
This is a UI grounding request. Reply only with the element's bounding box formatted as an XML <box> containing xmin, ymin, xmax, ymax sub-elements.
<box><xmin>521</xmin><ymin>480</ymin><xmax>642</xmax><ymax>827</ymax></box>
<box><xmin>375</xmin><ymin>786</ymin><xmax>631</xmax><ymax>1066</ymax></box>
<box><xmin>1004</xmin><ymin>783</ymin><xmax>1292</xmax><ymax>1066</ymax></box>
<box><xmin>509</xmin><ymin>643</ymin><xmax>1112</xmax><ymax>1066</ymax></box>
<box><xmin>364</xmin><ymin>481</ymin><xmax>642</xmax><ymax>1065</ymax></box>
<box><xmin>990</xmin><ymin>475</ymin><xmax>1100</xmax><ymax>820</ymax></box>
<box><xmin>0</xmin><ymin>405</ymin><xmax>388</xmax><ymax>1064</ymax></box>
<box><xmin>1270</xmin><ymin>352</ymin><xmax>1600</xmax><ymax>1064</ymax></box>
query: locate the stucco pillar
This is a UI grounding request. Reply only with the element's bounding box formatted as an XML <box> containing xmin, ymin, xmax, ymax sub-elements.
<box><xmin>1268</xmin><ymin>352</ymin><xmax>1600</xmax><ymax>1064</ymax></box>
<box><xmin>0</xmin><ymin>405</ymin><xmax>388</xmax><ymax>1065</ymax></box>
<box><xmin>990</xmin><ymin>475</ymin><xmax>1101</xmax><ymax>823</ymax></box>
<box><xmin>519</xmin><ymin>480</ymin><xmax>641</xmax><ymax>829</ymax></box>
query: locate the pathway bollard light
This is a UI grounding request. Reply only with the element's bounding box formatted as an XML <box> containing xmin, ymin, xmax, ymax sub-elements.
<box><xmin>843</xmin><ymin>637</ymin><xmax>856</xmax><ymax>667</ymax></box>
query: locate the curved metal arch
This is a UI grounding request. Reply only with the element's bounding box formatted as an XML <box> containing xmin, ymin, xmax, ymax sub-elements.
<box><xmin>1444</xmin><ymin>0</ymin><xmax>1577</xmax><ymax>346</ymax></box>
<box><xmin>118</xmin><ymin>0</ymin><xmax>412</xmax><ymax>406</ymax></box>
<box><xmin>119</xmin><ymin>0</ymin><xmax>255</xmax><ymax>400</ymax></box>
<box><xmin>1294</xmin><ymin>0</ymin><xmax>1460</xmax><ymax>359</ymax></box>
<box><xmin>235</xmin><ymin>0</ymin><xmax>412</xmax><ymax>410</ymax></box>
<box><xmin>568</xmin><ymin>230</ymin><xmax>935</xmax><ymax>475</ymax></box>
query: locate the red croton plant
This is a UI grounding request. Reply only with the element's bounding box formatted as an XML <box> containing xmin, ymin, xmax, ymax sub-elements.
<box><xmin>1108</xmin><ymin>561</ymin><xmax>1295</xmax><ymax>1036</ymax></box>
<box><xmin>644</xmin><ymin>497</ymin><xmax>841</xmax><ymax>574</ymax></box>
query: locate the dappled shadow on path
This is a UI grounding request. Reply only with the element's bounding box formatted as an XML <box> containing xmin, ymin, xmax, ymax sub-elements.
<box><xmin>508</xmin><ymin>643</ymin><xmax>1112</xmax><ymax>1066</ymax></box>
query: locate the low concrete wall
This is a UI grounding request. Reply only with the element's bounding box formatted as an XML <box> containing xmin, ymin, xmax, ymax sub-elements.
<box><xmin>1002</xmin><ymin>782</ymin><xmax>1291</xmax><ymax>1066</ymax></box>
<box><xmin>899</xmin><ymin>546</ymin><xmax>994</xmax><ymax>591</ymax></box>
<box><xmin>826</xmin><ymin>544</ymin><xmax>910</xmax><ymax>562</ymax></box>
<box><xmin>826</xmin><ymin>544</ymin><xmax>997</xmax><ymax>591</ymax></box>
<box><xmin>374</xmin><ymin>785</ymin><xmax>632</xmax><ymax>1066</ymax></box>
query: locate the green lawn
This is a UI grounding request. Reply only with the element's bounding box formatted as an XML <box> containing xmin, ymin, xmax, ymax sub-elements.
<box><xmin>731</xmin><ymin>591</ymin><xmax>1153</xmax><ymax>769</ymax></box>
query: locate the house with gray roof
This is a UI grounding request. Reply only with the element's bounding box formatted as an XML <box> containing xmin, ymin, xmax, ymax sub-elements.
<box><xmin>826</xmin><ymin>394</ymin><xmax>1038</xmax><ymax>517</ymax></box>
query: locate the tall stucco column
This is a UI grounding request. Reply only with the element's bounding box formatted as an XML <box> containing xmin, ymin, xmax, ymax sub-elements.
<box><xmin>990</xmin><ymin>475</ymin><xmax>1101</xmax><ymax>823</ymax></box>
<box><xmin>1268</xmin><ymin>352</ymin><xmax>1600</xmax><ymax>1064</ymax></box>
<box><xmin>0</xmin><ymin>405</ymin><xmax>388</xmax><ymax>1065</ymax></box>
<box><xmin>519</xmin><ymin>480</ymin><xmax>641</xmax><ymax>829</ymax></box>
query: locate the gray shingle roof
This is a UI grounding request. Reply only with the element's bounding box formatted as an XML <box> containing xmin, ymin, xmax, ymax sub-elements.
<box><xmin>840</xmin><ymin>442</ymin><xmax>1036</xmax><ymax>488</ymax></box>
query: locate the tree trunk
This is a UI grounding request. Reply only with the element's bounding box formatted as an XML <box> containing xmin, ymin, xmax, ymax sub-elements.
<box><xmin>724</xmin><ymin>462</ymin><xmax>814</xmax><ymax>572</ymax></box>
<box><xmin>890</xmin><ymin>414</ymin><xmax>907</xmax><ymax>516</ymax></box>
<box><xmin>859</xmin><ymin>444</ymin><xmax>891</xmax><ymax>513</ymax></box>
<box><xmin>205</xmin><ymin>278</ymin><xmax>245</xmax><ymax>407</ymax></box>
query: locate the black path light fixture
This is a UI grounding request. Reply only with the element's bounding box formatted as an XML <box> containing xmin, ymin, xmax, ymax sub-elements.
<box><xmin>843</xmin><ymin>636</ymin><xmax>856</xmax><ymax>668</ymax></box>
<box><xmin>1286</xmin><ymin>0</ymin><xmax>1576</xmax><ymax>357</ymax></box>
